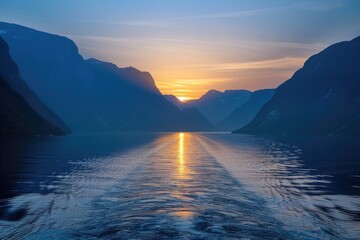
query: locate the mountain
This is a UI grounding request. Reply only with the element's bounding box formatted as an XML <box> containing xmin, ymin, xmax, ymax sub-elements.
<box><xmin>85</xmin><ymin>58</ymin><xmax>212</xmax><ymax>131</ymax></box>
<box><xmin>0</xmin><ymin>37</ymin><xmax>64</xmax><ymax>136</ymax></box>
<box><xmin>0</xmin><ymin>22</ymin><xmax>211</xmax><ymax>132</ymax></box>
<box><xmin>217</xmin><ymin>89</ymin><xmax>274</xmax><ymax>131</ymax></box>
<box><xmin>87</xmin><ymin>58</ymin><xmax>162</xmax><ymax>95</ymax></box>
<box><xmin>235</xmin><ymin>36</ymin><xmax>360</xmax><ymax>136</ymax></box>
<box><xmin>164</xmin><ymin>94</ymin><xmax>183</xmax><ymax>108</ymax></box>
<box><xmin>0</xmin><ymin>31</ymin><xmax>69</xmax><ymax>132</ymax></box>
<box><xmin>178</xmin><ymin>108</ymin><xmax>213</xmax><ymax>131</ymax></box>
<box><xmin>182</xmin><ymin>89</ymin><xmax>251</xmax><ymax>123</ymax></box>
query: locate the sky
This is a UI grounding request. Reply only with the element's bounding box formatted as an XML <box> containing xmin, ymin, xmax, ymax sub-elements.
<box><xmin>0</xmin><ymin>0</ymin><xmax>360</xmax><ymax>100</ymax></box>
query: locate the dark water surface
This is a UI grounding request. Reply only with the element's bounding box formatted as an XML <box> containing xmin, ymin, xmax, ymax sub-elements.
<box><xmin>0</xmin><ymin>133</ymin><xmax>359</xmax><ymax>239</ymax></box>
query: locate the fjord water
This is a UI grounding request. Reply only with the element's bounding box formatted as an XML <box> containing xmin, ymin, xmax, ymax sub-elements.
<box><xmin>0</xmin><ymin>133</ymin><xmax>359</xmax><ymax>239</ymax></box>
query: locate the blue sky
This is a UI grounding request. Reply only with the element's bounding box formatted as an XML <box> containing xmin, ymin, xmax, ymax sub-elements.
<box><xmin>1</xmin><ymin>0</ymin><xmax>359</xmax><ymax>99</ymax></box>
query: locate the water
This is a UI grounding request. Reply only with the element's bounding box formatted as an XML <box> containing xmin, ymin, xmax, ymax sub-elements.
<box><xmin>0</xmin><ymin>133</ymin><xmax>359</xmax><ymax>239</ymax></box>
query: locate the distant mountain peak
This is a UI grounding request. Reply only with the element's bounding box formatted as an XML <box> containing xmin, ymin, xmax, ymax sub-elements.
<box><xmin>183</xmin><ymin>89</ymin><xmax>252</xmax><ymax>123</ymax></box>
<box><xmin>217</xmin><ymin>89</ymin><xmax>275</xmax><ymax>131</ymax></box>
<box><xmin>223</xmin><ymin>89</ymin><xmax>249</xmax><ymax>94</ymax></box>
<box><xmin>203</xmin><ymin>89</ymin><xmax>222</xmax><ymax>96</ymax></box>
<box><xmin>164</xmin><ymin>94</ymin><xmax>183</xmax><ymax>107</ymax></box>
<box><xmin>207</xmin><ymin>89</ymin><xmax>221</xmax><ymax>94</ymax></box>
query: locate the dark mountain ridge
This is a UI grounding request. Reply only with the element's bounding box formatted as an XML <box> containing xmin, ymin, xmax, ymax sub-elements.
<box><xmin>164</xmin><ymin>95</ymin><xmax>183</xmax><ymax>108</ymax></box>
<box><xmin>235</xmin><ymin>36</ymin><xmax>360</xmax><ymax>136</ymax></box>
<box><xmin>0</xmin><ymin>28</ymin><xmax>69</xmax><ymax>132</ymax></box>
<box><xmin>0</xmin><ymin>37</ymin><xmax>64</xmax><ymax>136</ymax></box>
<box><xmin>179</xmin><ymin>89</ymin><xmax>251</xmax><ymax>123</ymax></box>
<box><xmin>217</xmin><ymin>89</ymin><xmax>274</xmax><ymax>131</ymax></box>
<box><xmin>0</xmin><ymin>22</ymin><xmax>211</xmax><ymax>132</ymax></box>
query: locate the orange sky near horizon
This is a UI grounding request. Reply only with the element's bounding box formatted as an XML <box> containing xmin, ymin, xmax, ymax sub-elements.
<box><xmin>2</xmin><ymin>1</ymin><xmax>359</xmax><ymax>101</ymax></box>
<box><xmin>152</xmin><ymin>56</ymin><xmax>308</xmax><ymax>100</ymax></box>
<box><xmin>72</xmin><ymin>34</ymin><xmax>319</xmax><ymax>100</ymax></box>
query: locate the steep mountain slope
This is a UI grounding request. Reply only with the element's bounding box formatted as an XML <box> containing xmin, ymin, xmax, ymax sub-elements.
<box><xmin>182</xmin><ymin>89</ymin><xmax>251</xmax><ymax>123</ymax></box>
<box><xmin>235</xmin><ymin>36</ymin><xmax>360</xmax><ymax>136</ymax></box>
<box><xmin>217</xmin><ymin>89</ymin><xmax>274</xmax><ymax>131</ymax></box>
<box><xmin>85</xmin><ymin>58</ymin><xmax>212</xmax><ymax>131</ymax></box>
<box><xmin>0</xmin><ymin>33</ymin><xmax>69</xmax><ymax>132</ymax></box>
<box><xmin>0</xmin><ymin>37</ymin><xmax>64</xmax><ymax>136</ymax></box>
<box><xmin>0</xmin><ymin>22</ymin><xmax>211</xmax><ymax>132</ymax></box>
<box><xmin>164</xmin><ymin>95</ymin><xmax>183</xmax><ymax>108</ymax></box>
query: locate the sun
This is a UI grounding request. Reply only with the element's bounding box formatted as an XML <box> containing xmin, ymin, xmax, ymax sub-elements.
<box><xmin>177</xmin><ymin>96</ymin><xmax>191</xmax><ymax>102</ymax></box>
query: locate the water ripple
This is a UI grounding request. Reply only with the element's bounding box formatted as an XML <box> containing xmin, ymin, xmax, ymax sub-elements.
<box><xmin>0</xmin><ymin>133</ymin><xmax>359</xmax><ymax>239</ymax></box>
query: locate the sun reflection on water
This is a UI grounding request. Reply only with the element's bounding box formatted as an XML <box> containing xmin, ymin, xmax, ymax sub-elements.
<box><xmin>178</xmin><ymin>132</ymin><xmax>185</xmax><ymax>175</ymax></box>
<box><xmin>174</xmin><ymin>132</ymin><xmax>194</xmax><ymax>218</ymax></box>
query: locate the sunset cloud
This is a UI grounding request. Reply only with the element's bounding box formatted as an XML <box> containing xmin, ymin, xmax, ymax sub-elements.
<box><xmin>1</xmin><ymin>0</ymin><xmax>358</xmax><ymax>99</ymax></box>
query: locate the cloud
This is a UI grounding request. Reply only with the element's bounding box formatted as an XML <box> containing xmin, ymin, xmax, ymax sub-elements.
<box><xmin>174</xmin><ymin>8</ymin><xmax>281</xmax><ymax>20</ymax></box>
<box><xmin>292</xmin><ymin>0</ymin><xmax>344</xmax><ymax>11</ymax></box>
<box><xmin>74</xmin><ymin>19</ymin><xmax>168</xmax><ymax>28</ymax></box>
<box><xmin>182</xmin><ymin>57</ymin><xmax>306</xmax><ymax>72</ymax></box>
<box><xmin>170</xmin><ymin>0</ymin><xmax>343</xmax><ymax>21</ymax></box>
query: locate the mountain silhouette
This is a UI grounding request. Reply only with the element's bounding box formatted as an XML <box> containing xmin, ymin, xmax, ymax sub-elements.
<box><xmin>180</xmin><ymin>89</ymin><xmax>251</xmax><ymax>123</ymax></box>
<box><xmin>85</xmin><ymin>58</ymin><xmax>212</xmax><ymax>131</ymax></box>
<box><xmin>0</xmin><ymin>37</ymin><xmax>64</xmax><ymax>135</ymax></box>
<box><xmin>235</xmin><ymin>36</ymin><xmax>360</xmax><ymax>136</ymax></box>
<box><xmin>0</xmin><ymin>30</ymin><xmax>69</xmax><ymax>132</ymax></box>
<box><xmin>0</xmin><ymin>22</ymin><xmax>212</xmax><ymax>132</ymax></box>
<box><xmin>217</xmin><ymin>89</ymin><xmax>274</xmax><ymax>131</ymax></box>
<box><xmin>164</xmin><ymin>95</ymin><xmax>183</xmax><ymax>108</ymax></box>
